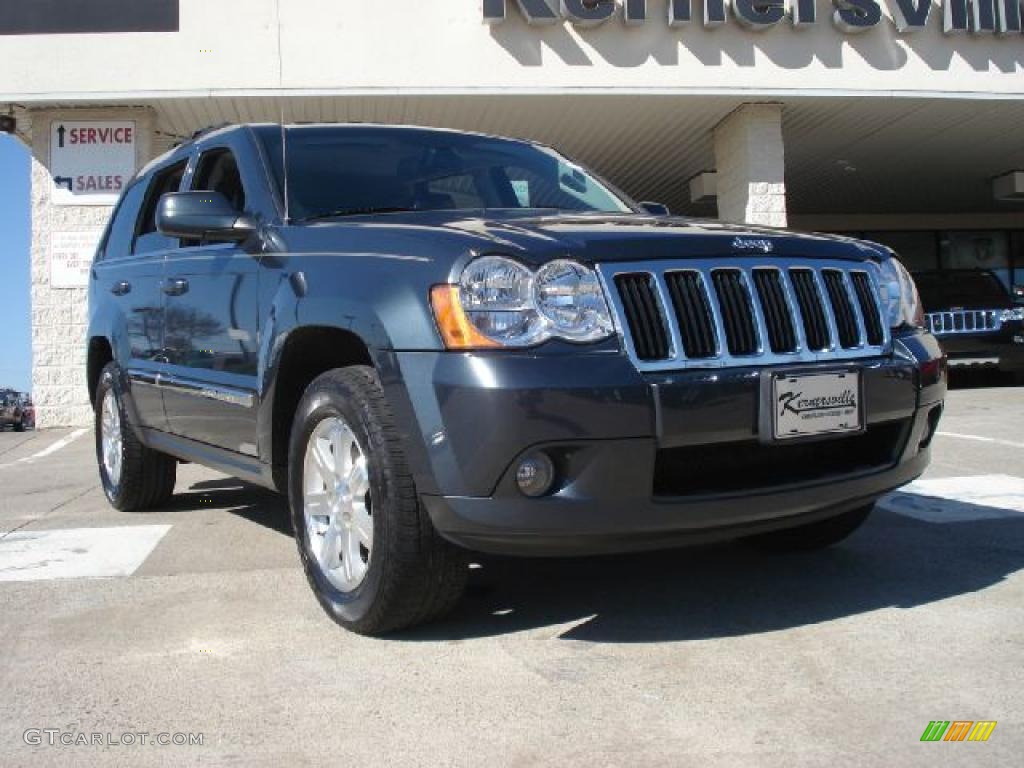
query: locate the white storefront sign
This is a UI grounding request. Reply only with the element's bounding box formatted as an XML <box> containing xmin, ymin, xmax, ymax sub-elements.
<box><xmin>50</xmin><ymin>229</ymin><xmax>103</xmax><ymax>289</ymax></box>
<box><xmin>49</xmin><ymin>120</ymin><xmax>136</xmax><ymax>206</ymax></box>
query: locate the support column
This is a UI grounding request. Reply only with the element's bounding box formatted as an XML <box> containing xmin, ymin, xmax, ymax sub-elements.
<box><xmin>26</xmin><ymin>107</ymin><xmax>159</xmax><ymax>428</ymax></box>
<box><xmin>712</xmin><ymin>103</ymin><xmax>787</xmax><ymax>227</ymax></box>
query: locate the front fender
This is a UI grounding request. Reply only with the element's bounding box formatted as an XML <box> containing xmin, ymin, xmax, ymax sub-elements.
<box><xmin>254</xmin><ymin>253</ymin><xmax>445</xmax><ymax>481</ymax></box>
<box><xmin>260</xmin><ymin>252</ymin><xmax>445</xmax><ymax>353</ymax></box>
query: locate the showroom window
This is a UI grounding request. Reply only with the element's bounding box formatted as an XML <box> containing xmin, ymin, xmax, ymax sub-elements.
<box><xmin>862</xmin><ymin>231</ymin><xmax>938</xmax><ymax>273</ymax></box>
<box><xmin>939</xmin><ymin>231</ymin><xmax>1009</xmax><ymax>273</ymax></box>
<box><xmin>837</xmin><ymin>229</ymin><xmax>1022</xmax><ymax>298</ymax></box>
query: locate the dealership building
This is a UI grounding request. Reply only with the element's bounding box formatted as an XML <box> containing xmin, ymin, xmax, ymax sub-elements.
<box><xmin>0</xmin><ymin>0</ymin><xmax>1022</xmax><ymax>427</ymax></box>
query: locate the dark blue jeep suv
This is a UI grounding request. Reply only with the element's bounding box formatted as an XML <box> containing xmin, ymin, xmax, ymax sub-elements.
<box><xmin>88</xmin><ymin>124</ymin><xmax>946</xmax><ymax>634</ymax></box>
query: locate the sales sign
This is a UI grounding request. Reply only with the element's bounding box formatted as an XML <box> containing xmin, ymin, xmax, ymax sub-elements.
<box><xmin>50</xmin><ymin>120</ymin><xmax>137</xmax><ymax>206</ymax></box>
<box><xmin>51</xmin><ymin>229</ymin><xmax>103</xmax><ymax>289</ymax></box>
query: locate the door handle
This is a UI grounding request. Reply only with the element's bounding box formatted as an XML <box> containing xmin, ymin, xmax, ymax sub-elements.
<box><xmin>163</xmin><ymin>278</ymin><xmax>189</xmax><ymax>297</ymax></box>
<box><xmin>110</xmin><ymin>281</ymin><xmax>131</xmax><ymax>296</ymax></box>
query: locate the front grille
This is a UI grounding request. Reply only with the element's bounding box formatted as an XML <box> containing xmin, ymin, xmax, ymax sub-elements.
<box><xmin>822</xmin><ymin>270</ymin><xmax>861</xmax><ymax>349</ymax></box>
<box><xmin>790</xmin><ymin>269</ymin><xmax>831</xmax><ymax>351</ymax></box>
<box><xmin>653</xmin><ymin>420</ymin><xmax>909</xmax><ymax>497</ymax></box>
<box><xmin>665</xmin><ymin>271</ymin><xmax>717</xmax><ymax>358</ymax></box>
<box><xmin>712</xmin><ymin>270</ymin><xmax>758</xmax><ymax>356</ymax></box>
<box><xmin>600</xmin><ymin>258</ymin><xmax>890</xmax><ymax>371</ymax></box>
<box><xmin>613</xmin><ymin>273</ymin><xmax>670</xmax><ymax>360</ymax></box>
<box><xmin>926</xmin><ymin>310</ymin><xmax>1002</xmax><ymax>336</ymax></box>
<box><xmin>753</xmin><ymin>269</ymin><xmax>797</xmax><ymax>353</ymax></box>
<box><xmin>851</xmin><ymin>272</ymin><xmax>885</xmax><ymax>346</ymax></box>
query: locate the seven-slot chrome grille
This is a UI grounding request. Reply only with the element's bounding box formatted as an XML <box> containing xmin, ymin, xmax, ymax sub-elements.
<box><xmin>597</xmin><ymin>258</ymin><xmax>890</xmax><ymax>371</ymax></box>
<box><xmin>925</xmin><ymin>310</ymin><xmax>1001</xmax><ymax>336</ymax></box>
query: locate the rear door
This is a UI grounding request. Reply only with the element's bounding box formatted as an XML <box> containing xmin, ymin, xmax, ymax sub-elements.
<box><xmin>160</xmin><ymin>144</ymin><xmax>261</xmax><ymax>456</ymax></box>
<box><xmin>92</xmin><ymin>161</ymin><xmax>186</xmax><ymax>431</ymax></box>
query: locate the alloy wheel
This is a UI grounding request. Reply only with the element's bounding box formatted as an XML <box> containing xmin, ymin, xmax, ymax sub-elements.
<box><xmin>100</xmin><ymin>389</ymin><xmax>123</xmax><ymax>487</ymax></box>
<box><xmin>302</xmin><ymin>416</ymin><xmax>373</xmax><ymax>592</ymax></box>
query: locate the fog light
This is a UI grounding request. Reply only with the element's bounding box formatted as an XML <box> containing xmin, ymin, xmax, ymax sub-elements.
<box><xmin>515</xmin><ymin>453</ymin><xmax>555</xmax><ymax>498</ymax></box>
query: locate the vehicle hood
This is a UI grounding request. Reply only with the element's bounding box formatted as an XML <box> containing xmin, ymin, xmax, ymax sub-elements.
<box><xmin>286</xmin><ymin>210</ymin><xmax>886</xmax><ymax>267</ymax></box>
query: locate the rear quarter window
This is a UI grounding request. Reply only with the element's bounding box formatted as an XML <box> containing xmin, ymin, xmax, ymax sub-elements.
<box><xmin>99</xmin><ymin>182</ymin><xmax>147</xmax><ymax>261</ymax></box>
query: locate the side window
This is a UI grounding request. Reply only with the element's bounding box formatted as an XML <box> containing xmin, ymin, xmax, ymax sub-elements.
<box><xmin>192</xmin><ymin>149</ymin><xmax>246</xmax><ymax>211</ymax></box>
<box><xmin>133</xmin><ymin>161</ymin><xmax>187</xmax><ymax>255</ymax></box>
<box><xmin>183</xmin><ymin>149</ymin><xmax>247</xmax><ymax>248</ymax></box>
<box><xmin>100</xmin><ymin>181</ymin><xmax>148</xmax><ymax>260</ymax></box>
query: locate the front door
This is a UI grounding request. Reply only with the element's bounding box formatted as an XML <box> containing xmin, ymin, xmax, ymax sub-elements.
<box><xmin>160</xmin><ymin>147</ymin><xmax>261</xmax><ymax>456</ymax></box>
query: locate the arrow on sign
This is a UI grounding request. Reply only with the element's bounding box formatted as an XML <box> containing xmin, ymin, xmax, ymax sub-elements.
<box><xmin>53</xmin><ymin>176</ymin><xmax>73</xmax><ymax>192</ymax></box>
<box><xmin>57</xmin><ymin>125</ymin><xmax>66</xmax><ymax>148</ymax></box>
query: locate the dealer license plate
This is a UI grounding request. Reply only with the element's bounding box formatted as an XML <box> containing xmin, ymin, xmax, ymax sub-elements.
<box><xmin>772</xmin><ymin>371</ymin><xmax>862</xmax><ymax>440</ymax></box>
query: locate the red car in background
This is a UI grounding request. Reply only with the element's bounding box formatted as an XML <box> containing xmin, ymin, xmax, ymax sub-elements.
<box><xmin>0</xmin><ymin>390</ymin><xmax>33</xmax><ymax>431</ymax></box>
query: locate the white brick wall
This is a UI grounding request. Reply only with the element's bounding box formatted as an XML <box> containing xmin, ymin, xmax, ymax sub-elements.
<box><xmin>712</xmin><ymin>103</ymin><xmax>787</xmax><ymax>228</ymax></box>
<box><xmin>28</xmin><ymin>107</ymin><xmax>157</xmax><ymax>428</ymax></box>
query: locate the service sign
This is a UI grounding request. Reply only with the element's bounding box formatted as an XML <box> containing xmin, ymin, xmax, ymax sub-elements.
<box><xmin>50</xmin><ymin>229</ymin><xmax>103</xmax><ymax>289</ymax></box>
<box><xmin>49</xmin><ymin>121</ymin><xmax>137</xmax><ymax>206</ymax></box>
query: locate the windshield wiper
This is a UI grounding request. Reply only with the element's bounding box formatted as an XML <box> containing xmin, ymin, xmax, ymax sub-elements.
<box><xmin>298</xmin><ymin>206</ymin><xmax>417</xmax><ymax>222</ymax></box>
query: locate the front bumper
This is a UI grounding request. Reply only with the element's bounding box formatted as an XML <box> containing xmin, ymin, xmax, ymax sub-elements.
<box><xmin>385</xmin><ymin>331</ymin><xmax>946</xmax><ymax>557</ymax></box>
<box><xmin>937</xmin><ymin>327</ymin><xmax>1024</xmax><ymax>372</ymax></box>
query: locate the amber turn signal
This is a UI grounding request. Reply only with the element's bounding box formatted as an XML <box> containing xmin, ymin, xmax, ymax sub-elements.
<box><xmin>430</xmin><ymin>285</ymin><xmax>501</xmax><ymax>350</ymax></box>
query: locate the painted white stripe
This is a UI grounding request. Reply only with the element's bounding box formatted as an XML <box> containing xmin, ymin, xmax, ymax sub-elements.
<box><xmin>0</xmin><ymin>428</ymin><xmax>89</xmax><ymax>470</ymax></box>
<box><xmin>0</xmin><ymin>525</ymin><xmax>170</xmax><ymax>582</ymax></box>
<box><xmin>880</xmin><ymin>474</ymin><xmax>1024</xmax><ymax>523</ymax></box>
<box><xmin>935</xmin><ymin>432</ymin><xmax>1024</xmax><ymax>450</ymax></box>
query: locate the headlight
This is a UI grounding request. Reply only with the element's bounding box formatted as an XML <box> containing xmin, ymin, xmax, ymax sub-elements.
<box><xmin>534</xmin><ymin>260</ymin><xmax>613</xmax><ymax>341</ymax></box>
<box><xmin>876</xmin><ymin>256</ymin><xmax>924</xmax><ymax>329</ymax></box>
<box><xmin>1000</xmin><ymin>308</ymin><xmax>1024</xmax><ymax>323</ymax></box>
<box><xmin>431</xmin><ymin>255</ymin><xmax>613</xmax><ymax>349</ymax></box>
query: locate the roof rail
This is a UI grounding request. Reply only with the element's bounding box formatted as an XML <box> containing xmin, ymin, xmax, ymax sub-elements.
<box><xmin>189</xmin><ymin>123</ymin><xmax>234</xmax><ymax>140</ymax></box>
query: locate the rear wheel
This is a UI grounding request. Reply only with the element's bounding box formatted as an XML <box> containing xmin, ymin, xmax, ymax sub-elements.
<box><xmin>13</xmin><ymin>417</ymin><xmax>25</xmax><ymax>432</ymax></box>
<box><xmin>288</xmin><ymin>366</ymin><xmax>467</xmax><ymax>635</ymax></box>
<box><xmin>95</xmin><ymin>362</ymin><xmax>177</xmax><ymax>511</ymax></box>
<box><xmin>744</xmin><ymin>504</ymin><xmax>874</xmax><ymax>552</ymax></box>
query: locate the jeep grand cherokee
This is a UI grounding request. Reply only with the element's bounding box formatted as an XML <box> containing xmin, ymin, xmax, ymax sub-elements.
<box><xmin>88</xmin><ymin>124</ymin><xmax>946</xmax><ymax>634</ymax></box>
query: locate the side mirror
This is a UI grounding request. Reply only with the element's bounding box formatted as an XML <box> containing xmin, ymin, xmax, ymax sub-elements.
<box><xmin>639</xmin><ymin>201</ymin><xmax>670</xmax><ymax>216</ymax></box>
<box><xmin>156</xmin><ymin>191</ymin><xmax>256</xmax><ymax>242</ymax></box>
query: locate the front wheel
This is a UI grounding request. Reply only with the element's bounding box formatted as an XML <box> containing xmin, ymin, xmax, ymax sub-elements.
<box><xmin>288</xmin><ymin>366</ymin><xmax>467</xmax><ymax>635</ymax></box>
<box><xmin>95</xmin><ymin>362</ymin><xmax>177</xmax><ymax>511</ymax></box>
<box><xmin>744</xmin><ymin>504</ymin><xmax>874</xmax><ymax>552</ymax></box>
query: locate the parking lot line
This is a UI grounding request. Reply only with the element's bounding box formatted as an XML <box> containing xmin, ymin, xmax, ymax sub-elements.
<box><xmin>0</xmin><ymin>427</ymin><xmax>89</xmax><ymax>470</ymax></box>
<box><xmin>0</xmin><ymin>525</ymin><xmax>171</xmax><ymax>582</ymax></box>
<box><xmin>880</xmin><ymin>474</ymin><xmax>1024</xmax><ymax>523</ymax></box>
<box><xmin>936</xmin><ymin>431</ymin><xmax>1024</xmax><ymax>450</ymax></box>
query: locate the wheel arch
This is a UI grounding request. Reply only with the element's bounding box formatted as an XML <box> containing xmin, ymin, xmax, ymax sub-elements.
<box><xmin>264</xmin><ymin>325</ymin><xmax>375</xmax><ymax>492</ymax></box>
<box><xmin>87</xmin><ymin>336</ymin><xmax>114</xmax><ymax>406</ymax></box>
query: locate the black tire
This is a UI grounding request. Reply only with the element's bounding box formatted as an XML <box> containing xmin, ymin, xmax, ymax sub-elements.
<box><xmin>95</xmin><ymin>361</ymin><xmax>177</xmax><ymax>511</ymax></box>
<box><xmin>288</xmin><ymin>366</ymin><xmax>467</xmax><ymax>635</ymax></box>
<box><xmin>13</xmin><ymin>419</ymin><xmax>25</xmax><ymax>432</ymax></box>
<box><xmin>744</xmin><ymin>504</ymin><xmax>873</xmax><ymax>552</ymax></box>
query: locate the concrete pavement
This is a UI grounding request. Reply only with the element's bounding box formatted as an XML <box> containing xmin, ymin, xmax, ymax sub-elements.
<box><xmin>1</xmin><ymin>383</ymin><xmax>1022</xmax><ymax>767</ymax></box>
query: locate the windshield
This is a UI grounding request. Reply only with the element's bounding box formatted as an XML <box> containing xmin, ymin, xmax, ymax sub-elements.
<box><xmin>914</xmin><ymin>271</ymin><xmax>1010</xmax><ymax>310</ymax></box>
<box><xmin>257</xmin><ymin>126</ymin><xmax>633</xmax><ymax>221</ymax></box>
